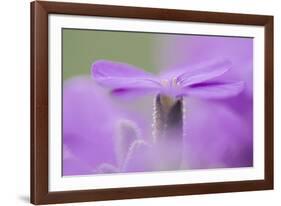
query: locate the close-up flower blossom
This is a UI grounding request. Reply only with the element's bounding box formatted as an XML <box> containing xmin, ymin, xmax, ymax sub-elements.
<box><xmin>92</xmin><ymin>59</ymin><xmax>244</xmax><ymax>99</ymax></box>
<box><xmin>62</xmin><ymin>31</ymin><xmax>253</xmax><ymax>176</ymax></box>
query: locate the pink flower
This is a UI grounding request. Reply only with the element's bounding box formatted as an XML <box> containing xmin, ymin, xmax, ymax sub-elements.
<box><xmin>92</xmin><ymin>59</ymin><xmax>244</xmax><ymax>99</ymax></box>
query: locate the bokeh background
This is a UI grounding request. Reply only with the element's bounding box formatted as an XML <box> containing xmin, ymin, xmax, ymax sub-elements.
<box><xmin>63</xmin><ymin>29</ymin><xmax>253</xmax><ymax>176</ymax></box>
<box><xmin>63</xmin><ymin>29</ymin><xmax>160</xmax><ymax>80</ymax></box>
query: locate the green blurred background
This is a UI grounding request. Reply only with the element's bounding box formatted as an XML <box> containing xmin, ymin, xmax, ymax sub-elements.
<box><xmin>62</xmin><ymin>29</ymin><xmax>163</xmax><ymax>80</ymax></box>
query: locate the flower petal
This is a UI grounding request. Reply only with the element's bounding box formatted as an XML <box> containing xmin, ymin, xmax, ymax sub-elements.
<box><xmin>63</xmin><ymin>77</ymin><xmax>120</xmax><ymax>175</ymax></box>
<box><xmin>111</xmin><ymin>87</ymin><xmax>161</xmax><ymax>98</ymax></box>
<box><xmin>183</xmin><ymin>81</ymin><xmax>244</xmax><ymax>99</ymax></box>
<box><xmin>182</xmin><ymin>98</ymin><xmax>253</xmax><ymax>169</ymax></box>
<box><xmin>92</xmin><ymin>60</ymin><xmax>161</xmax><ymax>90</ymax></box>
<box><xmin>176</xmin><ymin>59</ymin><xmax>231</xmax><ymax>87</ymax></box>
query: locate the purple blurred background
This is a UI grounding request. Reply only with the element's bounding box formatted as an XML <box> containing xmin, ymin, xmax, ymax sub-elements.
<box><xmin>63</xmin><ymin>30</ymin><xmax>253</xmax><ymax>176</ymax></box>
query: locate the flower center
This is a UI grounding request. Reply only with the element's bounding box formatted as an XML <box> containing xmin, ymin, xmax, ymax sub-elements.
<box><xmin>161</xmin><ymin>79</ymin><xmax>169</xmax><ymax>87</ymax></box>
<box><xmin>161</xmin><ymin>77</ymin><xmax>179</xmax><ymax>88</ymax></box>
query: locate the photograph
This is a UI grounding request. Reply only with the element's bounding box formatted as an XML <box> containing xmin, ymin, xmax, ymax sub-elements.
<box><xmin>62</xmin><ymin>29</ymin><xmax>254</xmax><ymax>176</ymax></box>
<box><xmin>30</xmin><ymin>1</ymin><xmax>273</xmax><ymax>204</ymax></box>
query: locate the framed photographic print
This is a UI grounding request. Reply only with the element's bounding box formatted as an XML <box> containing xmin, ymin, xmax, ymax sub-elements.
<box><xmin>30</xmin><ymin>0</ymin><xmax>274</xmax><ymax>204</ymax></box>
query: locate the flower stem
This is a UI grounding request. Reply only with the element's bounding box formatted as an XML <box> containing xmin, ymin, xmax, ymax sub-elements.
<box><xmin>152</xmin><ymin>94</ymin><xmax>184</xmax><ymax>169</ymax></box>
<box><xmin>153</xmin><ymin>94</ymin><xmax>183</xmax><ymax>140</ymax></box>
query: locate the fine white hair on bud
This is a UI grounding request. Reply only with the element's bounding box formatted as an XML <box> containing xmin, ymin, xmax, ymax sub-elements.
<box><xmin>115</xmin><ymin>119</ymin><xmax>141</xmax><ymax>165</ymax></box>
<box><xmin>122</xmin><ymin>139</ymin><xmax>151</xmax><ymax>172</ymax></box>
<box><xmin>152</xmin><ymin>94</ymin><xmax>184</xmax><ymax>140</ymax></box>
<box><xmin>152</xmin><ymin>94</ymin><xmax>184</xmax><ymax>169</ymax></box>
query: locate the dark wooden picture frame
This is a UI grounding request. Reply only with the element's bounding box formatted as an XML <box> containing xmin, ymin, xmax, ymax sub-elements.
<box><xmin>31</xmin><ymin>0</ymin><xmax>274</xmax><ymax>204</ymax></box>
